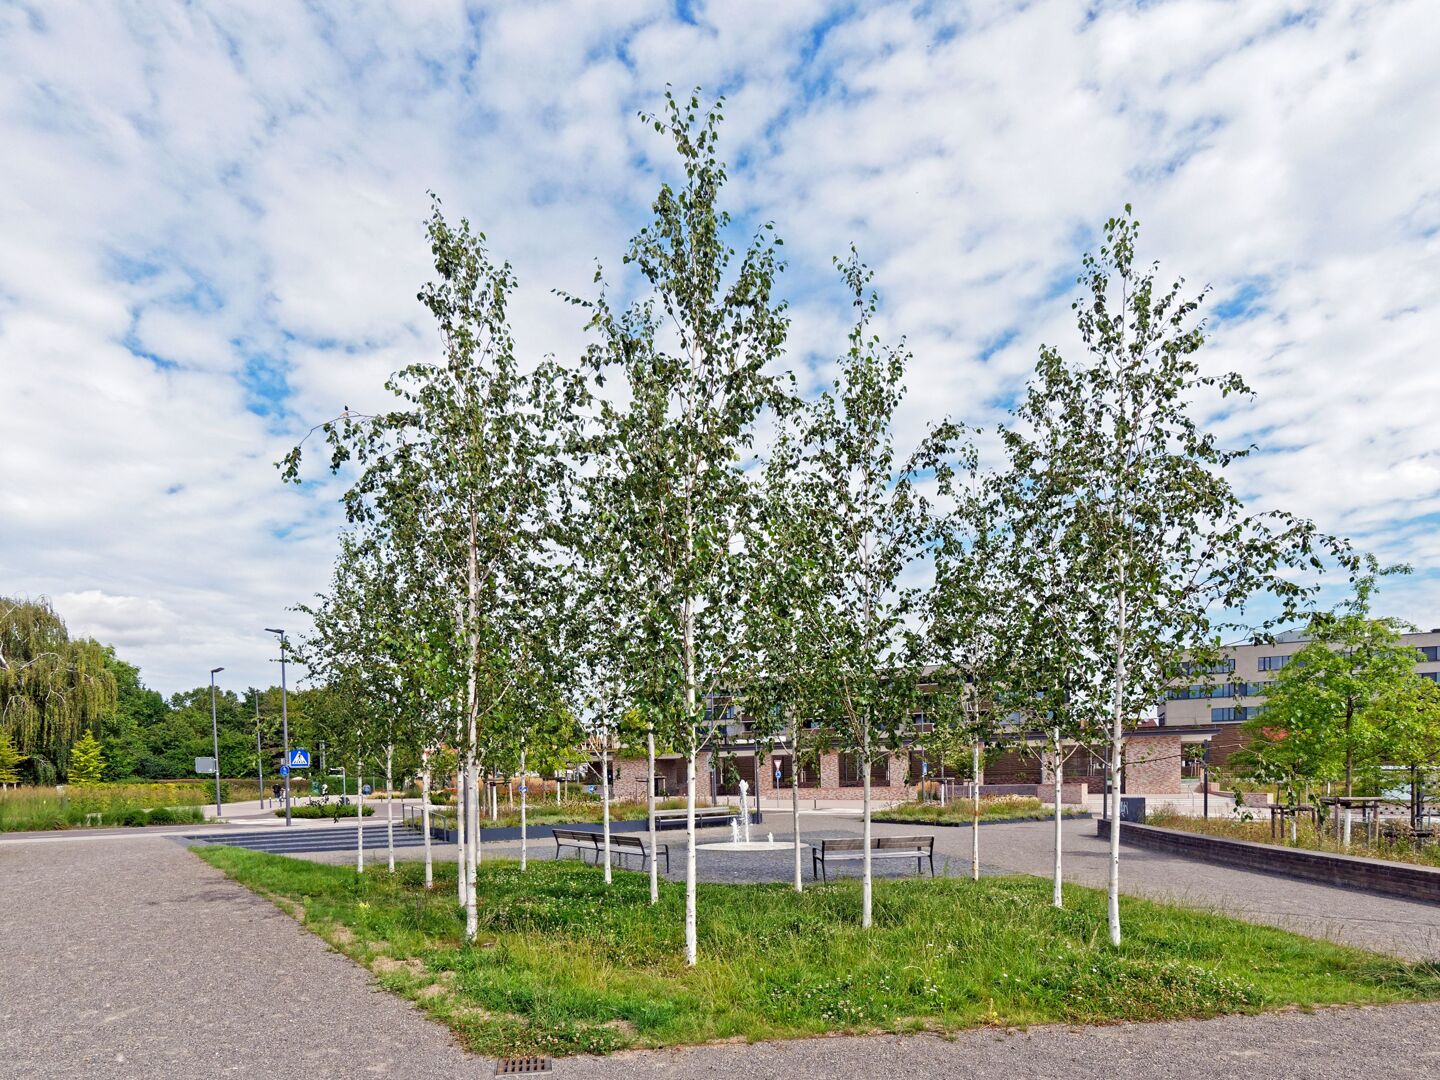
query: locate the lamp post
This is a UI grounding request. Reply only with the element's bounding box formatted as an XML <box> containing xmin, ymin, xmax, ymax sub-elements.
<box><xmin>266</xmin><ymin>628</ymin><xmax>292</xmax><ymax>826</ymax></box>
<box><xmin>209</xmin><ymin>667</ymin><xmax>225</xmax><ymax>817</ymax></box>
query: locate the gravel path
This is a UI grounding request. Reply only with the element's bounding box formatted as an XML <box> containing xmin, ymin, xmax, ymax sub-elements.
<box><xmin>0</xmin><ymin>832</ymin><xmax>482</xmax><ymax>1079</ymax></box>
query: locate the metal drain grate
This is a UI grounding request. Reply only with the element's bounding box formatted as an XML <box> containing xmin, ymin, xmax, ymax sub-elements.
<box><xmin>495</xmin><ymin>1057</ymin><xmax>553</xmax><ymax>1076</ymax></box>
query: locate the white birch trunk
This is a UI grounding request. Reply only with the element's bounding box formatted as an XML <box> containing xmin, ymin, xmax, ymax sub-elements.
<box><xmin>421</xmin><ymin>751</ymin><xmax>434</xmax><ymax>891</ymax></box>
<box><xmin>465</xmin><ymin>761</ymin><xmax>479</xmax><ymax>941</ymax></box>
<box><xmin>385</xmin><ymin>742</ymin><xmax>395</xmax><ymax>874</ymax></box>
<box><xmin>684</xmin><ymin>752</ymin><xmax>697</xmax><ymax>966</ymax></box>
<box><xmin>971</xmin><ymin>740</ymin><xmax>981</xmax><ymax>882</ymax></box>
<box><xmin>791</xmin><ymin>750</ymin><xmax>803</xmax><ymax>894</ymax></box>
<box><xmin>455</xmin><ymin>760</ymin><xmax>468</xmax><ymax>907</ymax></box>
<box><xmin>1052</xmin><ymin>726</ymin><xmax>1064</xmax><ymax>908</ymax></box>
<box><xmin>356</xmin><ymin>757</ymin><xmax>365</xmax><ymax>874</ymax></box>
<box><xmin>601</xmin><ymin>743</ymin><xmax>613</xmax><ymax>885</ymax></box>
<box><xmin>861</xmin><ymin>751</ymin><xmax>873</xmax><ymax>929</ymax></box>
<box><xmin>519</xmin><ymin>746</ymin><xmax>528</xmax><ymax>872</ymax></box>
<box><xmin>647</xmin><ymin>727</ymin><xmax>658</xmax><ymax>904</ymax></box>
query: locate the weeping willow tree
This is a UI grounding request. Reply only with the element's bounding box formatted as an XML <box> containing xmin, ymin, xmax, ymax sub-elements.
<box><xmin>0</xmin><ymin>597</ymin><xmax>117</xmax><ymax>782</ymax></box>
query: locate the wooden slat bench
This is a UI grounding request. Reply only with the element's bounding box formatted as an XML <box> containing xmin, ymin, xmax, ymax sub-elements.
<box><xmin>651</xmin><ymin>806</ymin><xmax>739</xmax><ymax>831</ymax></box>
<box><xmin>812</xmin><ymin>835</ymin><xmax>935</xmax><ymax>882</ymax></box>
<box><xmin>608</xmin><ymin>833</ymin><xmax>669</xmax><ymax>873</ymax></box>
<box><xmin>553</xmin><ymin>827</ymin><xmax>601</xmax><ymax>863</ymax></box>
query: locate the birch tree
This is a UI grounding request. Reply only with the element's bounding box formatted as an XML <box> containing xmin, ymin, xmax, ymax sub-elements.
<box><xmin>1003</xmin><ymin>207</ymin><xmax>1341</xmax><ymax>944</ymax></box>
<box><xmin>799</xmin><ymin>253</ymin><xmax>938</xmax><ymax>929</ymax></box>
<box><xmin>283</xmin><ymin>198</ymin><xmax>578</xmax><ymax>941</ymax></box>
<box><xmin>572</xmin><ymin>91</ymin><xmax>788</xmax><ymax>964</ymax></box>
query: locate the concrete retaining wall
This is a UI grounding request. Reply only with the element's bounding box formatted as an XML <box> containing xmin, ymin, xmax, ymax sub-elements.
<box><xmin>1096</xmin><ymin>818</ymin><xmax>1440</xmax><ymax>904</ymax></box>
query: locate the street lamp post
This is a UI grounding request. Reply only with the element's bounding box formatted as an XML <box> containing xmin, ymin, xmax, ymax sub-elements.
<box><xmin>266</xmin><ymin>628</ymin><xmax>292</xmax><ymax>826</ymax></box>
<box><xmin>209</xmin><ymin>667</ymin><xmax>225</xmax><ymax>818</ymax></box>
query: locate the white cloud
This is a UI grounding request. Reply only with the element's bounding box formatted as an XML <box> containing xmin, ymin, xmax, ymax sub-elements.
<box><xmin>1</xmin><ymin>0</ymin><xmax>1437</xmax><ymax>691</ymax></box>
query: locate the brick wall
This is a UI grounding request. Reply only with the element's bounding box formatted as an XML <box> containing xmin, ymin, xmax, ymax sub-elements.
<box><xmin>1123</xmin><ymin>735</ymin><xmax>1183</xmax><ymax>794</ymax></box>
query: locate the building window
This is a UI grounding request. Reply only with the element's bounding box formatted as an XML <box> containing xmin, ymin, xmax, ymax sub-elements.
<box><xmin>1257</xmin><ymin>655</ymin><xmax>1292</xmax><ymax>672</ymax></box>
<box><xmin>907</xmin><ymin>751</ymin><xmax>942</xmax><ymax>783</ymax></box>
<box><xmin>1418</xmin><ymin>646</ymin><xmax>1440</xmax><ymax>663</ymax></box>
<box><xmin>839</xmin><ymin>753</ymin><xmax>888</xmax><ymax>787</ymax></box>
<box><xmin>1181</xmin><ymin>659</ymin><xmax>1235</xmax><ymax>675</ymax></box>
<box><xmin>1422</xmin><ymin>671</ymin><xmax>1440</xmax><ymax>683</ymax></box>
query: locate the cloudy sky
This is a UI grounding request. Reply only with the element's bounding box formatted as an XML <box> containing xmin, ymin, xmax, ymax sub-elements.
<box><xmin>2</xmin><ymin>0</ymin><xmax>1438</xmax><ymax>694</ymax></box>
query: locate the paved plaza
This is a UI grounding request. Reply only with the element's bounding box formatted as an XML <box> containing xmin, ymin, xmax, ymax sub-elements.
<box><xmin>2</xmin><ymin>816</ymin><xmax>1438</xmax><ymax>1078</ymax></box>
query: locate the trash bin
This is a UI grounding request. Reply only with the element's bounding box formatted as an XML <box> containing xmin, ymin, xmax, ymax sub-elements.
<box><xmin>1119</xmin><ymin>796</ymin><xmax>1146</xmax><ymax>824</ymax></box>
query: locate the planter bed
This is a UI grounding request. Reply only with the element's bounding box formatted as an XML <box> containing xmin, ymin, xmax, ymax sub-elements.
<box><xmin>1096</xmin><ymin>818</ymin><xmax>1440</xmax><ymax>904</ymax></box>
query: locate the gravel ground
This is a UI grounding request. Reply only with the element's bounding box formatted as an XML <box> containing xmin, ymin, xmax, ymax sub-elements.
<box><xmin>0</xmin><ymin>833</ymin><xmax>485</xmax><ymax>1079</ymax></box>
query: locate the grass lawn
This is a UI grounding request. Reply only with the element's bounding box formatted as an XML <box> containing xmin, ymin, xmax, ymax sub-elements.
<box><xmin>1146</xmin><ymin>809</ymin><xmax>1440</xmax><ymax>869</ymax></box>
<box><xmin>873</xmin><ymin>795</ymin><xmax>1086</xmax><ymax>826</ymax></box>
<box><xmin>196</xmin><ymin>848</ymin><xmax>1440</xmax><ymax>1058</ymax></box>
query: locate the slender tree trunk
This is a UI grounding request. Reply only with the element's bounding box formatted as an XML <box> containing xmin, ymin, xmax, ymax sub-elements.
<box><xmin>601</xmin><ymin>743</ymin><xmax>613</xmax><ymax>885</ymax></box>
<box><xmin>356</xmin><ymin>756</ymin><xmax>365</xmax><ymax>874</ymax></box>
<box><xmin>421</xmin><ymin>750</ymin><xmax>433</xmax><ymax>890</ymax></box>
<box><xmin>792</xmin><ymin>748</ymin><xmax>803</xmax><ymax>894</ymax></box>
<box><xmin>1108</xmin><ymin>614</ymin><xmax>1127</xmax><ymax>946</ymax></box>
<box><xmin>456</xmin><ymin>759</ymin><xmax>468</xmax><ymax>908</ymax></box>
<box><xmin>862</xmin><ymin>742</ymin><xmax>873</xmax><ymax>929</ymax></box>
<box><xmin>385</xmin><ymin>742</ymin><xmax>395</xmax><ymax>874</ymax></box>
<box><xmin>519</xmin><ymin>745</ymin><xmax>528</xmax><ymax>872</ymax></box>
<box><xmin>684</xmin><ymin>751</ymin><xmax>698</xmax><ymax>965</ymax></box>
<box><xmin>1345</xmin><ymin>704</ymin><xmax>1355</xmax><ymax>797</ymax></box>
<box><xmin>647</xmin><ymin>727</ymin><xmax>659</xmax><ymax>904</ymax></box>
<box><xmin>465</xmin><ymin>761</ymin><xmax>479</xmax><ymax>941</ymax></box>
<box><xmin>1052</xmin><ymin>726</ymin><xmax>1063</xmax><ymax>908</ymax></box>
<box><xmin>971</xmin><ymin>739</ymin><xmax>981</xmax><ymax>882</ymax></box>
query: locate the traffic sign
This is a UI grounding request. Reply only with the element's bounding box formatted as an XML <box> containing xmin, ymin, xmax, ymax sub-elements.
<box><xmin>361</xmin><ymin>784</ymin><xmax>373</xmax><ymax>796</ymax></box>
<box><xmin>279</xmin><ymin>765</ymin><xmax>290</xmax><ymax>777</ymax></box>
<box><xmin>195</xmin><ymin>756</ymin><xmax>217</xmax><ymax>775</ymax></box>
<box><xmin>288</xmin><ymin>748</ymin><xmax>311</xmax><ymax>768</ymax></box>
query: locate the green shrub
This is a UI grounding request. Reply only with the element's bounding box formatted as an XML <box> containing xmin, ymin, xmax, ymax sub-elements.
<box><xmin>277</xmin><ymin>802</ymin><xmax>376</xmax><ymax>819</ymax></box>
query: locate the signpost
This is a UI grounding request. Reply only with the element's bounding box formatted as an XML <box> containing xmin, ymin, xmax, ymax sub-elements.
<box><xmin>195</xmin><ymin>757</ymin><xmax>217</xmax><ymax>775</ymax></box>
<box><xmin>288</xmin><ymin>749</ymin><xmax>311</xmax><ymax>769</ymax></box>
<box><xmin>279</xmin><ymin>765</ymin><xmax>290</xmax><ymax>777</ymax></box>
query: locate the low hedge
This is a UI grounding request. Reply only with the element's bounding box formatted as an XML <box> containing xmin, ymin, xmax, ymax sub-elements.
<box><xmin>276</xmin><ymin>802</ymin><xmax>376</xmax><ymax>819</ymax></box>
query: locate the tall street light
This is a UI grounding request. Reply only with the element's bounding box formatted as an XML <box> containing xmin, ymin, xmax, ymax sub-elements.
<box><xmin>266</xmin><ymin>628</ymin><xmax>292</xmax><ymax>826</ymax></box>
<box><xmin>209</xmin><ymin>667</ymin><xmax>225</xmax><ymax>818</ymax></box>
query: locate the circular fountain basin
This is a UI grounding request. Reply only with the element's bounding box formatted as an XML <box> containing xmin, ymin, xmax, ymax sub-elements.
<box><xmin>695</xmin><ymin>841</ymin><xmax>810</xmax><ymax>852</ymax></box>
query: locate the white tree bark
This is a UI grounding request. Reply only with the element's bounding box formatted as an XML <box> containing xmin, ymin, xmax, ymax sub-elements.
<box><xmin>519</xmin><ymin>746</ymin><xmax>528</xmax><ymax>872</ymax></box>
<box><xmin>356</xmin><ymin>757</ymin><xmax>365</xmax><ymax>874</ymax></box>
<box><xmin>971</xmin><ymin>740</ymin><xmax>981</xmax><ymax>883</ymax></box>
<box><xmin>861</xmin><ymin>749</ymin><xmax>873</xmax><ymax>929</ymax></box>
<box><xmin>421</xmin><ymin>750</ymin><xmax>434</xmax><ymax>891</ymax></box>
<box><xmin>385</xmin><ymin>742</ymin><xmax>395</xmax><ymax>874</ymax></box>
<box><xmin>791</xmin><ymin>750</ymin><xmax>803</xmax><ymax>893</ymax></box>
<box><xmin>647</xmin><ymin>727</ymin><xmax>658</xmax><ymax>904</ymax></box>
<box><xmin>1108</xmin><ymin>592</ymin><xmax>1127</xmax><ymax>947</ymax></box>
<box><xmin>684</xmin><ymin>752</ymin><xmax>697</xmax><ymax>966</ymax></box>
<box><xmin>1052</xmin><ymin>726</ymin><xmax>1064</xmax><ymax>908</ymax></box>
<box><xmin>456</xmin><ymin>759</ymin><xmax>468</xmax><ymax>908</ymax></box>
<box><xmin>465</xmin><ymin>760</ymin><xmax>479</xmax><ymax>941</ymax></box>
<box><xmin>601</xmin><ymin>743</ymin><xmax>613</xmax><ymax>885</ymax></box>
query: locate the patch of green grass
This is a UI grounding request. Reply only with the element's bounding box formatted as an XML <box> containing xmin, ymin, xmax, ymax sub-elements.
<box><xmin>874</xmin><ymin>796</ymin><xmax>1085</xmax><ymax>826</ymax></box>
<box><xmin>195</xmin><ymin>847</ymin><xmax>1440</xmax><ymax>1058</ymax></box>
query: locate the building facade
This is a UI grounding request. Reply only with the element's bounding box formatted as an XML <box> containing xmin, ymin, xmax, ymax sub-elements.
<box><xmin>1158</xmin><ymin>627</ymin><xmax>1440</xmax><ymax>763</ymax></box>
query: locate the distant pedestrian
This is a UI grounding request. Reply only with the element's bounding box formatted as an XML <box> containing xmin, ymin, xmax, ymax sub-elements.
<box><xmin>272</xmin><ymin>783</ymin><xmax>283</xmax><ymax>802</ymax></box>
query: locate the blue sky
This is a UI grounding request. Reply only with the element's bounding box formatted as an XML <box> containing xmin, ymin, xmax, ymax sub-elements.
<box><xmin>1</xmin><ymin>1</ymin><xmax>1438</xmax><ymax>692</ymax></box>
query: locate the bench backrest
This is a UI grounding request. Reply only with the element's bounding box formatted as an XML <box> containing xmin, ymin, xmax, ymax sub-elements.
<box><xmin>876</xmin><ymin>835</ymin><xmax>932</xmax><ymax>852</ymax></box>
<box><xmin>553</xmin><ymin>828</ymin><xmax>598</xmax><ymax>842</ymax></box>
<box><xmin>609</xmin><ymin>834</ymin><xmax>646</xmax><ymax>850</ymax></box>
<box><xmin>820</xmin><ymin>836</ymin><xmax>932</xmax><ymax>853</ymax></box>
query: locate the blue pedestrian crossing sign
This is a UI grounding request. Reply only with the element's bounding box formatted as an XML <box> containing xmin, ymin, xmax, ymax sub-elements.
<box><xmin>288</xmin><ymin>749</ymin><xmax>311</xmax><ymax>768</ymax></box>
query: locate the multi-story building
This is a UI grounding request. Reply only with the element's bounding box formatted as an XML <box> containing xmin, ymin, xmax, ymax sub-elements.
<box><xmin>1158</xmin><ymin>627</ymin><xmax>1440</xmax><ymax>764</ymax></box>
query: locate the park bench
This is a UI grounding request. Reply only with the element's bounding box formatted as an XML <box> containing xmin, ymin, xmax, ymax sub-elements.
<box><xmin>553</xmin><ymin>827</ymin><xmax>601</xmax><ymax>863</ymax></box>
<box><xmin>607</xmin><ymin>833</ymin><xmax>670</xmax><ymax>873</ymax></box>
<box><xmin>812</xmin><ymin>835</ymin><xmax>935</xmax><ymax>882</ymax></box>
<box><xmin>651</xmin><ymin>805</ymin><xmax>739</xmax><ymax>831</ymax></box>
